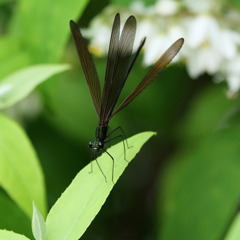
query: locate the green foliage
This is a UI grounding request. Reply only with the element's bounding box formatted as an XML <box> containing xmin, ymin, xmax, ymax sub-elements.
<box><xmin>0</xmin><ymin>193</ymin><xmax>32</xmax><ymax>238</ymax></box>
<box><xmin>0</xmin><ymin>64</ymin><xmax>70</xmax><ymax>109</ymax></box>
<box><xmin>1</xmin><ymin>0</ymin><xmax>240</xmax><ymax>239</ymax></box>
<box><xmin>0</xmin><ymin>0</ymin><xmax>9</xmax><ymax>5</ymax></box>
<box><xmin>228</xmin><ymin>0</ymin><xmax>240</xmax><ymax>9</ymax></box>
<box><xmin>159</xmin><ymin>124</ymin><xmax>240</xmax><ymax>240</ymax></box>
<box><xmin>0</xmin><ymin>125</ymin><xmax>154</xmax><ymax>240</ymax></box>
<box><xmin>32</xmin><ymin>203</ymin><xmax>46</xmax><ymax>240</ymax></box>
<box><xmin>225</xmin><ymin>213</ymin><xmax>240</xmax><ymax>240</ymax></box>
<box><xmin>45</xmin><ymin>132</ymin><xmax>155</xmax><ymax>240</ymax></box>
<box><xmin>157</xmin><ymin>85</ymin><xmax>240</xmax><ymax>240</ymax></box>
<box><xmin>10</xmin><ymin>0</ymin><xmax>89</xmax><ymax>63</ymax></box>
<box><xmin>0</xmin><ymin>37</ymin><xmax>30</xmax><ymax>80</ymax></box>
<box><xmin>0</xmin><ymin>0</ymin><xmax>90</xmax><ymax>231</ymax></box>
<box><xmin>0</xmin><ymin>114</ymin><xmax>47</xmax><ymax>218</ymax></box>
<box><xmin>178</xmin><ymin>84</ymin><xmax>235</xmax><ymax>143</ymax></box>
<box><xmin>0</xmin><ymin>230</ymin><xmax>30</xmax><ymax>240</ymax></box>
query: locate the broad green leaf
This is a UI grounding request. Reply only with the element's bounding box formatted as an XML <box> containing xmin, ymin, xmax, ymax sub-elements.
<box><xmin>225</xmin><ymin>212</ymin><xmax>240</xmax><ymax>240</ymax></box>
<box><xmin>46</xmin><ymin>132</ymin><xmax>155</xmax><ymax>240</ymax></box>
<box><xmin>0</xmin><ymin>37</ymin><xmax>21</xmax><ymax>62</ymax></box>
<box><xmin>0</xmin><ymin>35</ymin><xmax>30</xmax><ymax>80</ymax></box>
<box><xmin>178</xmin><ymin>84</ymin><xmax>235</xmax><ymax>143</ymax></box>
<box><xmin>0</xmin><ymin>192</ymin><xmax>32</xmax><ymax>238</ymax></box>
<box><xmin>158</xmin><ymin>123</ymin><xmax>240</xmax><ymax>240</ymax></box>
<box><xmin>32</xmin><ymin>202</ymin><xmax>46</xmax><ymax>240</ymax></box>
<box><xmin>11</xmin><ymin>0</ymin><xmax>89</xmax><ymax>63</ymax></box>
<box><xmin>0</xmin><ymin>52</ymin><xmax>30</xmax><ymax>80</ymax></box>
<box><xmin>0</xmin><ymin>114</ymin><xmax>46</xmax><ymax>218</ymax></box>
<box><xmin>39</xmin><ymin>69</ymin><xmax>97</xmax><ymax>143</ymax></box>
<box><xmin>0</xmin><ymin>64</ymin><xmax>70</xmax><ymax>109</ymax></box>
<box><xmin>228</xmin><ymin>0</ymin><xmax>240</xmax><ymax>9</ymax></box>
<box><xmin>0</xmin><ymin>230</ymin><xmax>30</xmax><ymax>240</ymax></box>
<box><xmin>0</xmin><ymin>0</ymin><xmax>10</xmax><ymax>5</ymax></box>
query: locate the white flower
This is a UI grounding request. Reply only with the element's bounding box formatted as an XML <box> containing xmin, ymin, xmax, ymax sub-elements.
<box><xmin>183</xmin><ymin>0</ymin><xmax>218</xmax><ymax>13</ymax></box>
<box><xmin>185</xmin><ymin>15</ymin><xmax>220</xmax><ymax>48</ymax></box>
<box><xmin>134</xmin><ymin>19</ymin><xmax>156</xmax><ymax>50</ymax></box>
<box><xmin>218</xmin><ymin>29</ymin><xmax>240</xmax><ymax>59</ymax></box>
<box><xmin>185</xmin><ymin>47</ymin><xmax>223</xmax><ymax>78</ymax></box>
<box><xmin>143</xmin><ymin>35</ymin><xmax>172</xmax><ymax>65</ymax></box>
<box><xmin>143</xmin><ymin>24</ymin><xmax>184</xmax><ymax>65</ymax></box>
<box><xmin>224</xmin><ymin>57</ymin><xmax>240</xmax><ymax>93</ymax></box>
<box><xmin>183</xmin><ymin>15</ymin><xmax>240</xmax><ymax>79</ymax></box>
<box><xmin>84</xmin><ymin>18</ymin><xmax>112</xmax><ymax>56</ymax></box>
<box><xmin>84</xmin><ymin>0</ymin><xmax>240</xmax><ymax>93</ymax></box>
<box><xmin>183</xmin><ymin>15</ymin><xmax>223</xmax><ymax>77</ymax></box>
<box><xmin>130</xmin><ymin>1</ymin><xmax>151</xmax><ymax>15</ymax></box>
<box><xmin>154</xmin><ymin>0</ymin><xmax>180</xmax><ymax>16</ymax></box>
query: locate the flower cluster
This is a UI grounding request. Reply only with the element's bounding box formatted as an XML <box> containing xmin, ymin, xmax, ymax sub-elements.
<box><xmin>84</xmin><ymin>0</ymin><xmax>240</xmax><ymax>96</ymax></box>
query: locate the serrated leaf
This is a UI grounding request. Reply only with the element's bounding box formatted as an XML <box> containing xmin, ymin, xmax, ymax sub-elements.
<box><xmin>32</xmin><ymin>202</ymin><xmax>46</xmax><ymax>240</ymax></box>
<box><xmin>0</xmin><ymin>114</ymin><xmax>46</xmax><ymax>218</ymax></box>
<box><xmin>45</xmin><ymin>131</ymin><xmax>155</xmax><ymax>240</ymax></box>
<box><xmin>0</xmin><ymin>64</ymin><xmax>70</xmax><ymax>109</ymax></box>
<box><xmin>0</xmin><ymin>229</ymin><xmax>30</xmax><ymax>240</ymax></box>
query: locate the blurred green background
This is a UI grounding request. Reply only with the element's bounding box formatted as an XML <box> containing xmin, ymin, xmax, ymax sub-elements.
<box><xmin>1</xmin><ymin>0</ymin><xmax>240</xmax><ymax>239</ymax></box>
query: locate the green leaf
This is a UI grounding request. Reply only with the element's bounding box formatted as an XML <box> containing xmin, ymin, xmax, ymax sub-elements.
<box><xmin>0</xmin><ymin>114</ymin><xmax>46</xmax><ymax>218</ymax></box>
<box><xmin>228</xmin><ymin>0</ymin><xmax>240</xmax><ymax>9</ymax></box>
<box><xmin>32</xmin><ymin>202</ymin><xmax>46</xmax><ymax>240</ymax></box>
<box><xmin>0</xmin><ymin>51</ymin><xmax>30</xmax><ymax>80</ymax></box>
<box><xmin>39</xmin><ymin>69</ymin><xmax>97</xmax><ymax>142</ymax></box>
<box><xmin>0</xmin><ymin>37</ymin><xmax>21</xmax><ymax>62</ymax></box>
<box><xmin>0</xmin><ymin>36</ymin><xmax>31</xmax><ymax>80</ymax></box>
<box><xmin>11</xmin><ymin>0</ymin><xmax>89</xmax><ymax>62</ymax></box>
<box><xmin>158</xmin><ymin>123</ymin><xmax>240</xmax><ymax>240</ymax></box>
<box><xmin>0</xmin><ymin>192</ymin><xmax>32</xmax><ymax>238</ymax></box>
<box><xmin>45</xmin><ymin>132</ymin><xmax>155</xmax><ymax>240</ymax></box>
<box><xmin>0</xmin><ymin>64</ymin><xmax>70</xmax><ymax>109</ymax></box>
<box><xmin>225</xmin><ymin>212</ymin><xmax>240</xmax><ymax>240</ymax></box>
<box><xmin>0</xmin><ymin>230</ymin><xmax>30</xmax><ymax>240</ymax></box>
<box><xmin>178</xmin><ymin>84</ymin><xmax>235</xmax><ymax>143</ymax></box>
<box><xmin>0</xmin><ymin>0</ymin><xmax>10</xmax><ymax>5</ymax></box>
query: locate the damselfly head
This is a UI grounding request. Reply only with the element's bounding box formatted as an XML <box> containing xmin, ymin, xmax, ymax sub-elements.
<box><xmin>88</xmin><ymin>140</ymin><xmax>104</xmax><ymax>151</ymax></box>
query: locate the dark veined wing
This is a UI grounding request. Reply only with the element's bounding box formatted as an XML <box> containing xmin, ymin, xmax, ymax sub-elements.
<box><xmin>110</xmin><ymin>38</ymin><xmax>184</xmax><ymax>119</ymax></box>
<box><xmin>100</xmin><ymin>13</ymin><xmax>120</xmax><ymax>122</ymax></box>
<box><xmin>120</xmin><ymin>37</ymin><xmax>146</xmax><ymax>87</ymax></box>
<box><xmin>70</xmin><ymin>20</ymin><xmax>101</xmax><ymax>117</ymax></box>
<box><xmin>99</xmin><ymin>14</ymin><xmax>137</xmax><ymax>124</ymax></box>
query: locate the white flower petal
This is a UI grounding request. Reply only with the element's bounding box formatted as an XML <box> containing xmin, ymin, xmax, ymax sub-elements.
<box><xmin>186</xmin><ymin>15</ymin><xmax>220</xmax><ymax>48</ymax></box>
<box><xmin>186</xmin><ymin>47</ymin><xmax>222</xmax><ymax>78</ymax></box>
<box><xmin>135</xmin><ymin>20</ymin><xmax>157</xmax><ymax>49</ymax></box>
<box><xmin>143</xmin><ymin>35</ymin><xmax>171</xmax><ymax>65</ymax></box>
<box><xmin>216</xmin><ymin>30</ymin><xmax>240</xmax><ymax>59</ymax></box>
<box><xmin>226</xmin><ymin>75</ymin><xmax>240</xmax><ymax>92</ymax></box>
<box><xmin>155</xmin><ymin>0</ymin><xmax>179</xmax><ymax>16</ymax></box>
<box><xmin>183</xmin><ymin>0</ymin><xmax>217</xmax><ymax>13</ymax></box>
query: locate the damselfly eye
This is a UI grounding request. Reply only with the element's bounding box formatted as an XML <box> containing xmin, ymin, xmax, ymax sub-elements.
<box><xmin>88</xmin><ymin>141</ymin><xmax>93</xmax><ymax>148</ymax></box>
<box><xmin>98</xmin><ymin>141</ymin><xmax>104</xmax><ymax>148</ymax></box>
